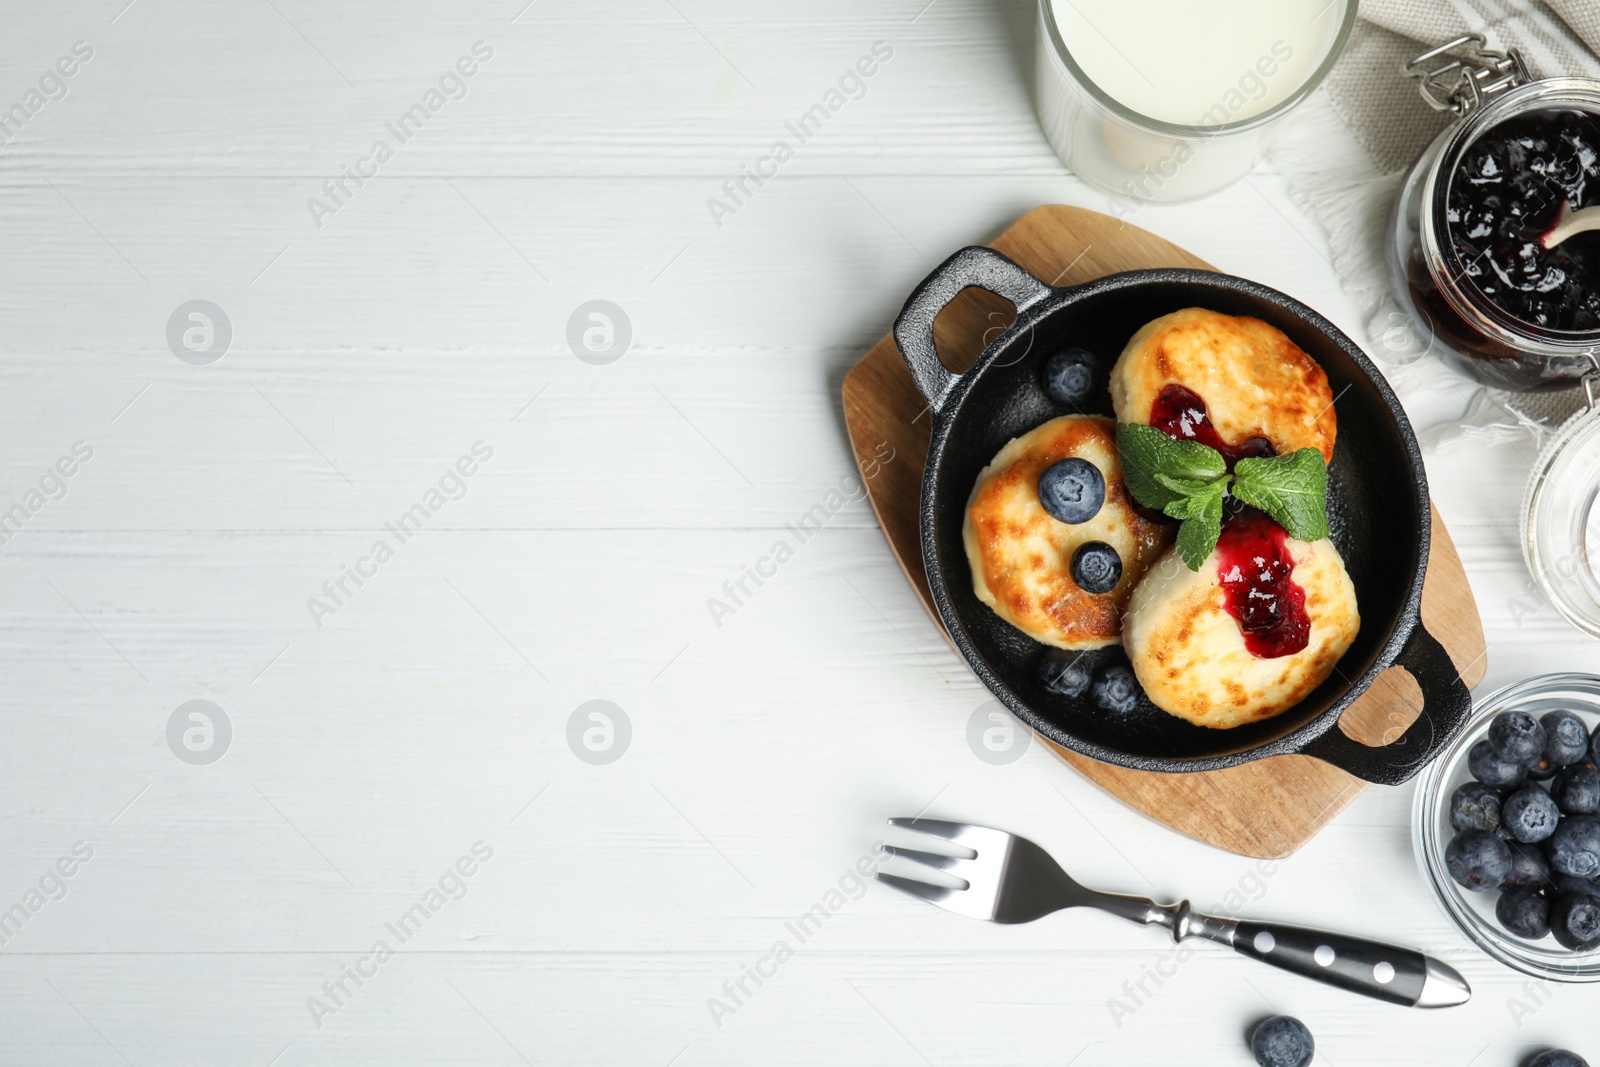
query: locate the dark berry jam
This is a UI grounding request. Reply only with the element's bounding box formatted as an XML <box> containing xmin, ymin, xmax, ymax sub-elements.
<box><xmin>1149</xmin><ymin>384</ymin><xmax>1274</xmax><ymax>465</ymax></box>
<box><xmin>1445</xmin><ymin>108</ymin><xmax>1600</xmax><ymax>333</ymax></box>
<box><xmin>1214</xmin><ymin>511</ymin><xmax>1310</xmax><ymax>659</ymax></box>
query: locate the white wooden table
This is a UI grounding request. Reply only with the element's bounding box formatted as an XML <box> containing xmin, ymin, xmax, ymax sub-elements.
<box><xmin>1</xmin><ymin>1</ymin><xmax>1594</xmax><ymax>1063</ymax></box>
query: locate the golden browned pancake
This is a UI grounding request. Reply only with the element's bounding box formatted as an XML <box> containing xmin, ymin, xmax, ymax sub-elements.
<box><xmin>1110</xmin><ymin>308</ymin><xmax>1337</xmax><ymax>462</ymax></box>
<box><xmin>963</xmin><ymin>415</ymin><xmax>1173</xmax><ymax>650</ymax></box>
<box><xmin>1122</xmin><ymin>532</ymin><xmax>1360</xmax><ymax>728</ymax></box>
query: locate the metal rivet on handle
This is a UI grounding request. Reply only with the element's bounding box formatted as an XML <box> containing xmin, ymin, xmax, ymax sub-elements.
<box><xmin>1314</xmin><ymin>945</ymin><xmax>1336</xmax><ymax>967</ymax></box>
<box><xmin>1253</xmin><ymin>931</ymin><xmax>1275</xmax><ymax>953</ymax></box>
<box><xmin>1373</xmin><ymin>961</ymin><xmax>1395</xmax><ymax>984</ymax></box>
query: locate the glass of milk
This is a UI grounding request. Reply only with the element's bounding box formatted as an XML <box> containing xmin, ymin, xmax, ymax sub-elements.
<box><xmin>1035</xmin><ymin>0</ymin><xmax>1355</xmax><ymax>203</ymax></box>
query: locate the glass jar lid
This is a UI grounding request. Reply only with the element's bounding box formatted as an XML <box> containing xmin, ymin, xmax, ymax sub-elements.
<box><xmin>1522</xmin><ymin>366</ymin><xmax>1600</xmax><ymax>637</ymax></box>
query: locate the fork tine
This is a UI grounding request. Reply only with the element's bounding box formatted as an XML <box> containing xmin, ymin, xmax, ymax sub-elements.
<box><xmin>888</xmin><ymin>816</ymin><xmax>968</xmax><ymax>839</ymax></box>
<box><xmin>883</xmin><ymin>844</ymin><xmax>966</xmax><ymax>889</ymax></box>
<box><xmin>876</xmin><ymin>844</ymin><xmax>960</xmax><ymax>870</ymax></box>
<box><xmin>880</xmin><ymin>819</ymin><xmax>1071</xmax><ymax>924</ymax></box>
<box><xmin>875</xmin><ymin>871</ymin><xmax>959</xmax><ymax>905</ymax></box>
<box><xmin>888</xmin><ymin>817</ymin><xmax>1009</xmax><ymax>853</ymax></box>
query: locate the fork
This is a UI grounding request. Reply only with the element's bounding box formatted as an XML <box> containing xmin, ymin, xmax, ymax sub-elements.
<box><xmin>878</xmin><ymin>818</ymin><xmax>1471</xmax><ymax>1008</ymax></box>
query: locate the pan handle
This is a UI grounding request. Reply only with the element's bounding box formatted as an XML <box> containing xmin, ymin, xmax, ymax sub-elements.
<box><xmin>1298</xmin><ymin>624</ymin><xmax>1474</xmax><ymax>786</ymax></box>
<box><xmin>892</xmin><ymin>246</ymin><xmax>1053</xmax><ymax>417</ymax></box>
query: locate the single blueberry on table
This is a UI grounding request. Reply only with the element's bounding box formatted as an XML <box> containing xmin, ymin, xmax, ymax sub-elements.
<box><xmin>1504</xmin><ymin>839</ymin><xmax>1554</xmax><ymax>889</ymax></box>
<box><xmin>1037</xmin><ymin>649</ymin><xmax>1092</xmax><ymax>699</ymax></box>
<box><xmin>1449</xmin><ymin>781</ymin><xmax>1504</xmax><ymax>834</ymax></box>
<box><xmin>1469</xmin><ymin>739</ymin><xmax>1529</xmax><ymax>788</ymax></box>
<box><xmin>1496</xmin><ymin>885</ymin><xmax>1552</xmax><ymax>939</ymax></box>
<box><xmin>1504</xmin><ymin>786</ymin><xmax>1563</xmax><ymax>843</ymax></box>
<box><xmin>1490</xmin><ymin>710</ymin><xmax>1547</xmax><ymax>765</ymax></box>
<box><xmin>1071</xmin><ymin>541</ymin><xmax>1123</xmax><ymax>594</ymax></box>
<box><xmin>1249</xmin><ymin>1016</ymin><xmax>1314</xmax><ymax>1067</ymax></box>
<box><xmin>1090</xmin><ymin>664</ymin><xmax>1140</xmax><ymax>714</ymax></box>
<box><xmin>1548</xmin><ymin>815</ymin><xmax>1600</xmax><ymax>878</ymax></box>
<box><xmin>1550</xmin><ymin>891</ymin><xmax>1600</xmax><ymax>950</ymax></box>
<box><xmin>1554</xmin><ymin>765</ymin><xmax>1600</xmax><ymax>816</ymax></box>
<box><xmin>1527</xmin><ymin>1051</ymin><xmax>1590</xmax><ymax>1067</ymax></box>
<box><xmin>1040</xmin><ymin>347</ymin><xmax>1101</xmax><ymax>408</ymax></box>
<box><xmin>1541</xmin><ymin>709</ymin><xmax>1591</xmax><ymax>768</ymax></box>
<box><xmin>1037</xmin><ymin>458</ymin><xmax>1105</xmax><ymax>525</ymax></box>
<box><xmin>1447</xmin><ymin>829</ymin><xmax>1513</xmax><ymax>891</ymax></box>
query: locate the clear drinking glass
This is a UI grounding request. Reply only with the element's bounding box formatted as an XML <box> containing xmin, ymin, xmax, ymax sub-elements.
<box><xmin>1033</xmin><ymin>0</ymin><xmax>1355</xmax><ymax>203</ymax></box>
<box><xmin>1522</xmin><ymin>377</ymin><xmax>1600</xmax><ymax>639</ymax></box>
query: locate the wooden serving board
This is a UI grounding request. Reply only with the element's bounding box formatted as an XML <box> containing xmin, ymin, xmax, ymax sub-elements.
<box><xmin>842</xmin><ymin>204</ymin><xmax>1488</xmax><ymax>859</ymax></box>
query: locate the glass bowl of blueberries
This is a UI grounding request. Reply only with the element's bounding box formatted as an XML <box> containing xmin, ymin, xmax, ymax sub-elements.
<box><xmin>1413</xmin><ymin>673</ymin><xmax>1600</xmax><ymax>980</ymax></box>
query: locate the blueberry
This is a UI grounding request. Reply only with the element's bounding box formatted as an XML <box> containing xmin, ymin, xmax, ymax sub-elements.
<box><xmin>1248</xmin><ymin>1016</ymin><xmax>1313</xmax><ymax>1067</ymax></box>
<box><xmin>1497</xmin><ymin>885</ymin><xmax>1552</xmax><ymax>939</ymax></box>
<box><xmin>1553</xmin><ymin>765</ymin><xmax>1600</xmax><ymax>816</ymax></box>
<box><xmin>1037</xmin><ymin>458</ymin><xmax>1105</xmax><ymax>525</ymax></box>
<box><xmin>1552</xmin><ymin>874</ymin><xmax>1600</xmax><ymax>901</ymax></box>
<box><xmin>1040</xmin><ymin>347</ymin><xmax>1101</xmax><ymax>408</ymax></box>
<box><xmin>1505</xmin><ymin>839</ymin><xmax>1554</xmax><ymax>889</ymax></box>
<box><xmin>1090</xmin><ymin>664</ymin><xmax>1140</xmax><ymax>714</ymax></box>
<box><xmin>1527</xmin><ymin>1051</ymin><xmax>1590</xmax><ymax>1067</ymax></box>
<box><xmin>1038</xmin><ymin>650</ymin><xmax>1092</xmax><ymax>698</ymax></box>
<box><xmin>1446</xmin><ymin>829</ymin><xmax>1513</xmax><ymax>891</ymax></box>
<box><xmin>1071</xmin><ymin>541</ymin><xmax>1122</xmax><ymax>594</ymax></box>
<box><xmin>1469</xmin><ymin>739</ymin><xmax>1528</xmax><ymax>788</ymax></box>
<box><xmin>1548</xmin><ymin>815</ymin><xmax>1600</xmax><ymax>878</ymax></box>
<box><xmin>1489</xmin><ymin>710</ymin><xmax>1547</xmax><ymax>765</ymax></box>
<box><xmin>1449</xmin><ymin>781</ymin><xmax>1504</xmax><ymax>833</ymax></box>
<box><xmin>1541</xmin><ymin>710</ymin><xmax>1591</xmax><ymax>768</ymax></box>
<box><xmin>1524</xmin><ymin>758</ymin><xmax>1559</xmax><ymax>782</ymax></box>
<box><xmin>1550</xmin><ymin>891</ymin><xmax>1600</xmax><ymax>950</ymax></box>
<box><xmin>1504</xmin><ymin>786</ymin><xmax>1563</xmax><ymax>843</ymax></box>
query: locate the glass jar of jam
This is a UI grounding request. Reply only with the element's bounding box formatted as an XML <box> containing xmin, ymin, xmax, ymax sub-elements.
<box><xmin>1388</xmin><ymin>36</ymin><xmax>1600</xmax><ymax>392</ymax></box>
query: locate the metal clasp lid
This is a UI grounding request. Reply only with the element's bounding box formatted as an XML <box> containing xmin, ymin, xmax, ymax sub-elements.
<box><xmin>1405</xmin><ymin>33</ymin><xmax>1530</xmax><ymax>116</ymax></box>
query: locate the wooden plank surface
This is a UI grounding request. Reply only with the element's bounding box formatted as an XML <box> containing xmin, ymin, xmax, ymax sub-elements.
<box><xmin>843</xmin><ymin>204</ymin><xmax>1488</xmax><ymax>858</ymax></box>
<box><xmin>2</xmin><ymin>1</ymin><xmax>1595</xmax><ymax>1064</ymax></box>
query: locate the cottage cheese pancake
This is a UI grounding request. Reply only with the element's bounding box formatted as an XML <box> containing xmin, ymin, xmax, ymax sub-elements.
<box><xmin>1110</xmin><ymin>308</ymin><xmax>1337</xmax><ymax>463</ymax></box>
<box><xmin>1123</xmin><ymin>515</ymin><xmax>1359</xmax><ymax>728</ymax></box>
<box><xmin>963</xmin><ymin>415</ymin><xmax>1172</xmax><ymax>650</ymax></box>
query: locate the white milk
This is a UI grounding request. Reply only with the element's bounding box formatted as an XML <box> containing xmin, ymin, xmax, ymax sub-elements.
<box><xmin>1034</xmin><ymin>0</ymin><xmax>1350</xmax><ymax>201</ymax></box>
<box><xmin>1049</xmin><ymin>0</ymin><xmax>1339</xmax><ymax>126</ymax></box>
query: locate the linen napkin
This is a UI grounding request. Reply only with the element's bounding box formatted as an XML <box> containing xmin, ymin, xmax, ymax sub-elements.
<box><xmin>1269</xmin><ymin>0</ymin><xmax>1600</xmax><ymax>451</ymax></box>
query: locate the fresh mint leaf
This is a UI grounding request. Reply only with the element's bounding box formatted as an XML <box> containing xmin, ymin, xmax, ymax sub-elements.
<box><xmin>1115</xmin><ymin>423</ymin><xmax>1226</xmax><ymax>511</ymax></box>
<box><xmin>1162</xmin><ymin>480</ymin><xmax>1226</xmax><ymax>570</ymax></box>
<box><xmin>1114</xmin><ymin>423</ymin><xmax>1233</xmax><ymax>571</ymax></box>
<box><xmin>1232</xmin><ymin>448</ymin><xmax>1331</xmax><ymax>541</ymax></box>
<box><xmin>1155</xmin><ymin>471</ymin><xmax>1228</xmax><ymax>497</ymax></box>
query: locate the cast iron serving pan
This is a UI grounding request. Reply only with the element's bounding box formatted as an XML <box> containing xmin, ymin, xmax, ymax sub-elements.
<box><xmin>894</xmin><ymin>245</ymin><xmax>1472</xmax><ymax>785</ymax></box>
